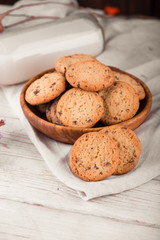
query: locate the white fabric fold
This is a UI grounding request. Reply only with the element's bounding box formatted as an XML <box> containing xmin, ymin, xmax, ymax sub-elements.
<box><xmin>1</xmin><ymin>1</ymin><xmax>160</xmax><ymax>200</ymax></box>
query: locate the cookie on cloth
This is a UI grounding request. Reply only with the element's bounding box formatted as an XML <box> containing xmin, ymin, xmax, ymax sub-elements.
<box><xmin>55</xmin><ymin>54</ymin><xmax>95</xmax><ymax>74</ymax></box>
<box><xmin>46</xmin><ymin>97</ymin><xmax>63</xmax><ymax>125</ymax></box>
<box><xmin>25</xmin><ymin>71</ymin><xmax>66</xmax><ymax>105</ymax></box>
<box><xmin>113</xmin><ymin>71</ymin><xmax>145</xmax><ymax>100</ymax></box>
<box><xmin>56</xmin><ymin>88</ymin><xmax>104</xmax><ymax>128</ymax></box>
<box><xmin>69</xmin><ymin>132</ymin><xmax>119</xmax><ymax>181</ymax></box>
<box><xmin>99</xmin><ymin>81</ymin><xmax>139</xmax><ymax>125</ymax></box>
<box><xmin>66</xmin><ymin>60</ymin><xmax>115</xmax><ymax>92</ymax></box>
<box><xmin>100</xmin><ymin>126</ymin><xmax>141</xmax><ymax>175</ymax></box>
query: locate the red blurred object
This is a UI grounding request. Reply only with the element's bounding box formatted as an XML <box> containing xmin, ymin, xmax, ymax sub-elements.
<box><xmin>0</xmin><ymin>120</ymin><xmax>5</xmax><ymax>126</ymax></box>
<box><xmin>104</xmin><ymin>6</ymin><xmax>120</xmax><ymax>15</ymax></box>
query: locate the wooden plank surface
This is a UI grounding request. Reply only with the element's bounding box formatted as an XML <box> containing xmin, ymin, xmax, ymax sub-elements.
<box><xmin>0</xmin><ymin>86</ymin><xmax>160</xmax><ymax>240</ymax></box>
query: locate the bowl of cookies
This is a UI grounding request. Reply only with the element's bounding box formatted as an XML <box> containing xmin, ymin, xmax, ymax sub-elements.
<box><xmin>20</xmin><ymin>54</ymin><xmax>152</xmax><ymax>145</ymax></box>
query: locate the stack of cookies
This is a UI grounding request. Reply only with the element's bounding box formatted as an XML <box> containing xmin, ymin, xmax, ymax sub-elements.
<box><xmin>70</xmin><ymin>125</ymin><xmax>141</xmax><ymax>181</ymax></box>
<box><xmin>25</xmin><ymin>53</ymin><xmax>145</xmax><ymax>181</ymax></box>
<box><xmin>25</xmin><ymin>53</ymin><xmax>145</xmax><ymax>128</ymax></box>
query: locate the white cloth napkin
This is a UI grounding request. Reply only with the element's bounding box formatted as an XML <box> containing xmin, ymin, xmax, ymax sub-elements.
<box><xmin>1</xmin><ymin>1</ymin><xmax>160</xmax><ymax>200</ymax></box>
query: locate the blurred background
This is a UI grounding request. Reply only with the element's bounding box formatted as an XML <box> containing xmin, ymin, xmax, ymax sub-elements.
<box><xmin>0</xmin><ymin>0</ymin><xmax>160</xmax><ymax>18</ymax></box>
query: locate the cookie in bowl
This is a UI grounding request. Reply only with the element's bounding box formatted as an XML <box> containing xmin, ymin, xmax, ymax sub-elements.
<box><xmin>66</xmin><ymin>60</ymin><xmax>115</xmax><ymax>92</ymax></box>
<box><xmin>25</xmin><ymin>70</ymin><xmax>66</xmax><ymax>105</ymax></box>
<box><xmin>113</xmin><ymin>71</ymin><xmax>145</xmax><ymax>100</ymax></box>
<box><xmin>99</xmin><ymin>81</ymin><xmax>140</xmax><ymax>125</ymax></box>
<box><xmin>55</xmin><ymin>53</ymin><xmax>96</xmax><ymax>74</ymax></box>
<box><xmin>46</xmin><ymin>97</ymin><xmax>63</xmax><ymax>125</ymax></box>
<box><xmin>56</xmin><ymin>88</ymin><xmax>104</xmax><ymax>128</ymax></box>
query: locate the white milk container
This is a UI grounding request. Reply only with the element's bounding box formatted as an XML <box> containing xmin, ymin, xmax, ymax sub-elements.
<box><xmin>0</xmin><ymin>12</ymin><xmax>104</xmax><ymax>85</ymax></box>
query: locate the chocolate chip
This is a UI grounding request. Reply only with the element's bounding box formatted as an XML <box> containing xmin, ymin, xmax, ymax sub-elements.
<box><xmin>33</xmin><ymin>89</ymin><xmax>40</xmax><ymax>95</ymax></box>
<box><xmin>105</xmin><ymin>162</ymin><xmax>111</xmax><ymax>168</ymax></box>
<box><xmin>77</xmin><ymin>83</ymin><xmax>80</xmax><ymax>88</ymax></box>
<box><xmin>73</xmin><ymin>120</ymin><xmax>77</xmax><ymax>125</ymax></box>
<box><xmin>86</xmin><ymin>119</ymin><xmax>92</xmax><ymax>123</ymax></box>
<box><xmin>49</xmin><ymin>82</ymin><xmax>56</xmax><ymax>88</ymax></box>
<box><xmin>98</xmin><ymin>104</ymin><xmax>102</xmax><ymax>108</ymax></box>
<box><xmin>114</xmin><ymin>117</ymin><xmax>118</xmax><ymax>120</ymax></box>
<box><xmin>94</xmin><ymin>164</ymin><xmax>99</xmax><ymax>170</ymax></box>
<box><xmin>85</xmin><ymin>167</ymin><xmax>91</xmax><ymax>171</ymax></box>
<box><xmin>129</xmin><ymin>158</ymin><xmax>134</xmax><ymax>163</ymax></box>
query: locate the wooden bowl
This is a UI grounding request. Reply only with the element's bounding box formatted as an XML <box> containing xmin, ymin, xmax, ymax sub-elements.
<box><xmin>20</xmin><ymin>67</ymin><xmax>152</xmax><ymax>144</ymax></box>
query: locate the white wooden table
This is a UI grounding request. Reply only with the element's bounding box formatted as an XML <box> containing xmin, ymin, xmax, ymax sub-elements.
<box><xmin>0</xmin><ymin>85</ymin><xmax>160</xmax><ymax>240</ymax></box>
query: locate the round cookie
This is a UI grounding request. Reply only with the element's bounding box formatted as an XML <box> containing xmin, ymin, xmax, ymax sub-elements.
<box><xmin>100</xmin><ymin>126</ymin><xmax>141</xmax><ymax>174</ymax></box>
<box><xmin>69</xmin><ymin>132</ymin><xmax>119</xmax><ymax>181</ymax></box>
<box><xmin>56</xmin><ymin>88</ymin><xmax>104</xmax><ymax>128</ymax></box>
<box><xmin>66</xmin><ymin>60</ymin><xmax>115</xmax><ymax>92</ymax></box>
<box><xmin>99</xmin><ymin>81</ymin><xmax>140</xmax><ymax>125</ymax></box>
<box><xmin>55</xmin><ymin>54</ymin><xmax>96</xmax><ymax>74</ymax></box>
<box><xmin>25</xmin><ymin>71</ymin><xmax>66</xmax><ymax>105</ymax></box>
<box><xmin>113</xmin><ymin>71</ymin><xmax>145</xmax><ymax>100</ymax></box>
<box><xmin>46</xmin><ymin>97</ymin><xmax>63</xmax><ymax>125</ymax></box>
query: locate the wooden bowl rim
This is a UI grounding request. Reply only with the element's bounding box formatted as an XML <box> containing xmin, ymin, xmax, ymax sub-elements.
<box><xmin>20</xmin><ymin>66</ymin><xmax>152</xmax><ymax>134</ymax></box>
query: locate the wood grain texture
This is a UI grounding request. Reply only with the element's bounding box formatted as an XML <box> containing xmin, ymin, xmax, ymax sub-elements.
<box><xmin>20</xmin><ymin>67</ymin><xmax>152</xmax><ymax>144</ymax></box>
<box><xmin>0</xmin><ymin>198</ymin><xmax>160</xmax><ymax>240</ymax></box>
<box><xmin>0</xmin><ymin>87</ymin><xmax>160</xmax><ymax>239</ymax></box>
